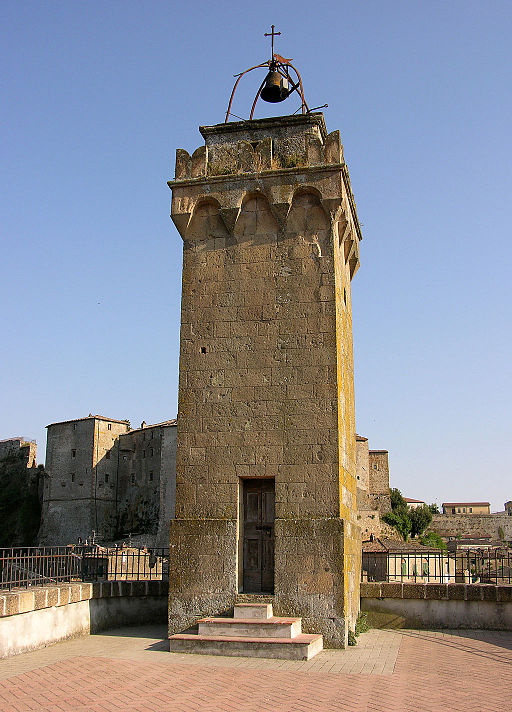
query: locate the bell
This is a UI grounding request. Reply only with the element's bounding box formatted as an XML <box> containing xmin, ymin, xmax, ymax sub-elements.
<box><xmin>261</xmin><ymin>71</ymin><xmax>289</xmax><ymax>103</ymax></box>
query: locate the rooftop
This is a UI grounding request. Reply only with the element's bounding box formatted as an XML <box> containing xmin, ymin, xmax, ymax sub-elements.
<box><xmin>362</xmin><ymin>537</ymin><xmax>439</xmax><ymax>553</ymax></box>
<box><xmin>442</xmin><ymin>502</ymin><xmax>490</xmax><ymax>507</ymax></box>
<box><xmin>46</xmin><ymin>415</ymin><xmax>130</xmax><ymax>428</ymax></box>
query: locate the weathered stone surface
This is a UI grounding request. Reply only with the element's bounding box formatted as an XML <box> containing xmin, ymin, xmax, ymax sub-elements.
<box><xmin>425</xmin><ymin>584</ymin><xmax>448</xmax><ymax>600</ymax></box>
<box><xmin>447</xmin><ymin>584</ymin><xmax>467</xmax><ymax>600</ymax></box>
<box><xmin>403</xmin><ymin>584</ymin><xmax>425</xmax><ymax>599</ymax></box>
<box><xmin>380</xmin><ymin>583</ymin><xmax>403</xmax><ymax>599</ymax></box>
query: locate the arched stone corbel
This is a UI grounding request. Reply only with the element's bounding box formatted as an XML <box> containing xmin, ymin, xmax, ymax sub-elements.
<box><xmin>191</xmin><ymin>146</ymin><xmax>207</xmax><ymax>178</ymax></box>
<box><xmin>321</xmin><ymin>197</ymin><xmax>343</xmax><ymax>222</ymax></box>
<box><xmin>219</xmin><ymin>206</ymin><xmax>240</xmax><ymax>235</ymax></box>
<box><xmin>175</xmin><ymin>149</ymin><xmax>191</xmax><ymax>179</ymax></box>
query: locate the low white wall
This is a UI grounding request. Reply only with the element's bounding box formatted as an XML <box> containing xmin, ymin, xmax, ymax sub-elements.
<box><xmin>0</xmin><ymin>595</ymin><xmax>167</xmax><ymax>659</ymax></box>
<box><xmin>362</xmin><ymin>597</ymin><xmax>512</xmax><ymax>630</ymax></box>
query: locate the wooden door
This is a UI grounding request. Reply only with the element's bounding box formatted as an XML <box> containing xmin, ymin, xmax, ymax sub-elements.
<box><xmin>242</xmin><ymin>479</ymin><xmax>275</xmax><ymax>593</ymax></box>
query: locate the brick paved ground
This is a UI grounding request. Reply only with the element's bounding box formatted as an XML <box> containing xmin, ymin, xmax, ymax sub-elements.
<box><xmin>0</xmin><ymin>625</ymin><xmax>511</xmax><ymax>711</ymax></box>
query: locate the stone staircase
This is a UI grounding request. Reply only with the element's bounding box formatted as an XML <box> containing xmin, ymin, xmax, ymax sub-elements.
<box><xmin>169</xmin><ymin>603</ymin><xmax>323</xmax><ymax>660</ymax></box>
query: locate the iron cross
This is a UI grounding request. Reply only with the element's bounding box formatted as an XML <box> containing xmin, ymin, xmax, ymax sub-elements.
<box><xmin>264</xmin><ymin>25</ymin><xmax>281</xmax><ymax>58</ymax></box>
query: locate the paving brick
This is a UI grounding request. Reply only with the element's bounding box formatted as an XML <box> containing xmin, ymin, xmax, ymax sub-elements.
<box><xmin>0</xmin><ymin>624</ymin><xmax>511</xmax><ymax>711</ymax></box>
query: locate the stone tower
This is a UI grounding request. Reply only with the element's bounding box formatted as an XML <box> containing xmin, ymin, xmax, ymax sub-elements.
<box><xmin>168</xmin><ymin>113</ymin><xmax>362</xmax><ymax>647</ymax></box>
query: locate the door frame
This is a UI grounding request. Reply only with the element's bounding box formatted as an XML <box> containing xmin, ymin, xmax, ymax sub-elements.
<box><xmin>237</xmin><ymin>476</ymin><xmax>275</xmax><ymax>594</ymax></box>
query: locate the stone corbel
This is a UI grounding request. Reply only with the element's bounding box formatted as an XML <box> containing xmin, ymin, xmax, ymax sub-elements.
<box><xmin>171</xmin><ymin>194</ymin><xmax>194</xmax><ymax>239</ymax></box>
<box><xmin>321</xmin><ymin>197</ymin><xmax>343</xmax><ymax>223</ymax></box>
<box><xmin>219</xmin><ymin>206</ymin><xmax>240</xmax><ymax>235</ymax></box>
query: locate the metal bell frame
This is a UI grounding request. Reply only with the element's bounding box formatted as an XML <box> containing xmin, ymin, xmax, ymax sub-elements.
<box><xmin>225</xmin><ymin>55</ymin><xmax>310</xmax><ymax>123</ymax></box>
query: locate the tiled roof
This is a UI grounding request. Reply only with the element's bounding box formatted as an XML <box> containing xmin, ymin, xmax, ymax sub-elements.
<box><xmin>47</xmin><ymin>415</ymin><xmax>130</xmax><ymax>428</ymax></box>
<box><xmin>126</xmin><ymin>419</ymin><xmax>177</xmax><ymax>433</ymax></box>
<box><xmin>355</xmin><ymin>434</ymin><xmax>368</xmax><ymax>442</ymax></box>
<box><xmin>442</xmin><ymin>502</ymin><xmax>490</xmax><ymax>507</ymax></box>
<box><xmin>404</xmin><ymin>498</ymin><xmax>425</xmax><ymax>503</ymax></box>
<box><xmin>362</xmin><ymin>537</ymin><xmax>439</xmax><ymax>553</ymax></box>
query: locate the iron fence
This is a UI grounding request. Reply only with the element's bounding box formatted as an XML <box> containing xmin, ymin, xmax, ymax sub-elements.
<box><xmin>0</xmin><ymin>546</ymin><xmax>170</xmax><ymax>591</ymax></box>
<box><xmin>362</xmin><ymin>548</ymin><xmax>512</xmax><ymax>584</ymax></box>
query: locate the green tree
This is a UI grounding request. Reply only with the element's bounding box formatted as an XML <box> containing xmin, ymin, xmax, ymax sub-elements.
<box><xmin>382</xmin><ymin>510</ymin><xmax>412</xmax><ymax>541</ymax></box>
<box><xmin>390</xmin><ymin>488</ymin><xmax>408</xmax><ymax>512</ymax></box>
<box><xmin>428</xmin><ymin>503</ymin><xmax>440</xmax><ymax>514</ymax></box>
<box><xmin>419</xmin><ymin>531</ymin><xmax>447</xmax><ymax>550</ymax></box>
<box><xmin>409</xmin><ymin>505</ymin><xmax>433</xmax><ymax>537</ymax></box>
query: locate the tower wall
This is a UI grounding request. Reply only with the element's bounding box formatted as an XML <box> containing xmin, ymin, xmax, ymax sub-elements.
<box><xmin>168</xmin><ymin>114</ymin><xmax>362</xmax><ymax>646</ymax></box>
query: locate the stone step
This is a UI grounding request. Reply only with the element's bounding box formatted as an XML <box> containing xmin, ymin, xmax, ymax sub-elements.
<box><xmin>233</xmin><ymin>603</ymin><xmax>272</xmax><ymax>619</ymax></box>
<box><xmin>198</xmin><ymin>616</ymin><xmax>302</xmax><ymax>638</ymax></box>
<box><xmin>169</xmin><ymin>633</ymin><xmax>323</xmax><ymax>660</ymax></box>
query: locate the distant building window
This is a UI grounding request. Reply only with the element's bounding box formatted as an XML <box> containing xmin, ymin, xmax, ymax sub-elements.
<box><xmin>151</xmin><ymin>431</ymin><xmax>154</xmax><ymax>439</ymax></box>
<box><xmin>105</xmin><ymin>473</ymin><xmax>109</xmax><ymax>483</ymax></box>
<box><xmin>452</xmin><ymin>508</ymin><xmax>455</xmax><ymax>514</ymax></box>
<box><xmin>373</xmin><ymin>464</ymin><xmax>377</xmax><ymax>470</ymax></box>
<box><xmin>457</xmin><ymin>508</ymin><xmax>461</xmax><ymax>513</ymax></box>
<box><xmin>150</xmin><ymin>448</ymin><xmax>154</xmax><ymax>457</ymax></box>
<box><xmin>143</xmin><ymin>450</ymin><xmax>146</xmax><ymax>458</ymax></box>
<box><xmin>73</xmin><ymin>423</ymin><xmax>77</xmax><ymax>430</ymax></box>
<box><xmin>463</xmin><ymin>507</ymin><xmax>466</xmax><ymax>513</ymax></box>
<box><xmin>149</xmin><ymin>471</ymin><xmax>153</xmax><ymax>482</ymax></box>
<box><xmin>107</xmin><ymin>423</ymin><xmax>112</xmax><ymax>431</ymax></box>
<box><xmin>72</xmin><ymin>449</ymin><xmax>76</xmax><ymax>458</ymax></box>
<box><xmin>131</xmin><ymin>474</ymin><xmax>135</xmax><ymax>485</ymax></box>
<box><xmin>71</xmin><ymin>473</ymin><xmax>75</xmax><ymax>482</ymax></box>
<box><xmin>469</xmin><ymin>507</ymin><xmax>472</xmax><ymax>513</ymax></box>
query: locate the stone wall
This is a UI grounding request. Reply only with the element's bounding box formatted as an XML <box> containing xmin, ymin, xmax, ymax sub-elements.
<box><xmin>430</xmin><ymin>513</ymin><xmax>512</xmax><ymax>541</ymax></box>
<box><xmin>361</xmin><ymin>581</ymin><xmax>512</xmax><ymax>630</ymax></box>
<box><xmin>0</xmin><ymin>441</ymin><xmax>42</xmax><ymax>546</ymax></box>
<box><xmin>117</xmin><ymin>422</ymin><xmax>177</xmax><ymax>541</ymax></box>
<box><xmin>368</xmin><ymin>451</ymin><xmax>389</xmax><ymax>495</ymax></box>
<box><xmin>0</xmin><ymin>580</ymin><xmax>167</xmax><ymax>658</ymax></box>
<box><xmin>39</xmin><ymin>417</ymin><xmax>176</xmax><ymax>546</ymax></box>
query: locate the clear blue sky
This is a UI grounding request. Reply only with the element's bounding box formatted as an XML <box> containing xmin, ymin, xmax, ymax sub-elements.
<box><xmin>2</xmin><ymin>1</ymin><xmax>511</xmax><ymax>511</ymax></box>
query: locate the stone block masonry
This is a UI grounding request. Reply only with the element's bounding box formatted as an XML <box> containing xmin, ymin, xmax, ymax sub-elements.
<box><xmin>168</xmin><ymin>113</ymin><xmax>363</xmax><ymax>647</ymax></box>
<box><xmin>431</xmin><ymin>513</ymin><xmax>512</xmax><ymax>541</ymax></box>
<box><xmin>361</xmin><ymin>581</ymin><xmax>512</xmax><ymax>631</ymax></box>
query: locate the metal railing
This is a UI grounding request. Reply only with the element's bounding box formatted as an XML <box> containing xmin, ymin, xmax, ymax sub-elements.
<box><xmin>362</xmin><ymin>548</ymin><xmax>512</xmax><ymax>584</ymax></box>
<box><xmin>0</xmin><ymin>546</ymin><xmax>170</xmax><ymax>591</ymax></box>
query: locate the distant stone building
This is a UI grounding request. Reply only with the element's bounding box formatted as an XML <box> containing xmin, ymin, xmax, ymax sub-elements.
<box><xmin>355</xmin><ymin>436</ymin><xmax>396</xmax><ymax>540</ymax></box>
<box><xmin>505</xmin><ymin>501</ymin><xmax>512</xmax><ymax>516</ymax></box>
<box><xmin>442</xmin><ymin>502</ymin><xmax>490</xmax><ymax>515</ymax></box>
<box><xmin>0</xmin><ymin>437</ymin><xmax>37</xmax><ymax>468</ymax></box>
<box><xmin>404</xmin><ymin>498</ymin><xmax>426</xmax><ymax>510</ymax></box>
<box><xmin>38</xmin><ymin>415</ymin><xmax>176</xmax><ymax>546</ymax></box>
<box><xmin>0</xmin><ymin>438</ymin><xmax>42</xmax><ymax>546</ymax></box>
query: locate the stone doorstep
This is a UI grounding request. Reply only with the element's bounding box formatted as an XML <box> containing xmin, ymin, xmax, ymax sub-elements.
<box><xmin>169</xmin><ymin>633</ymin><xmax>324</xmax><ymax>661</ymax></box>
<box><xmin>198</xmin><ymin>616</ymin><xmax>302</xmax><ymax>638</ymax></box>
<box><xmin>233</xmin><ymin>603</ymin><xmax>272</xmax><ymax>619</ymax></box>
